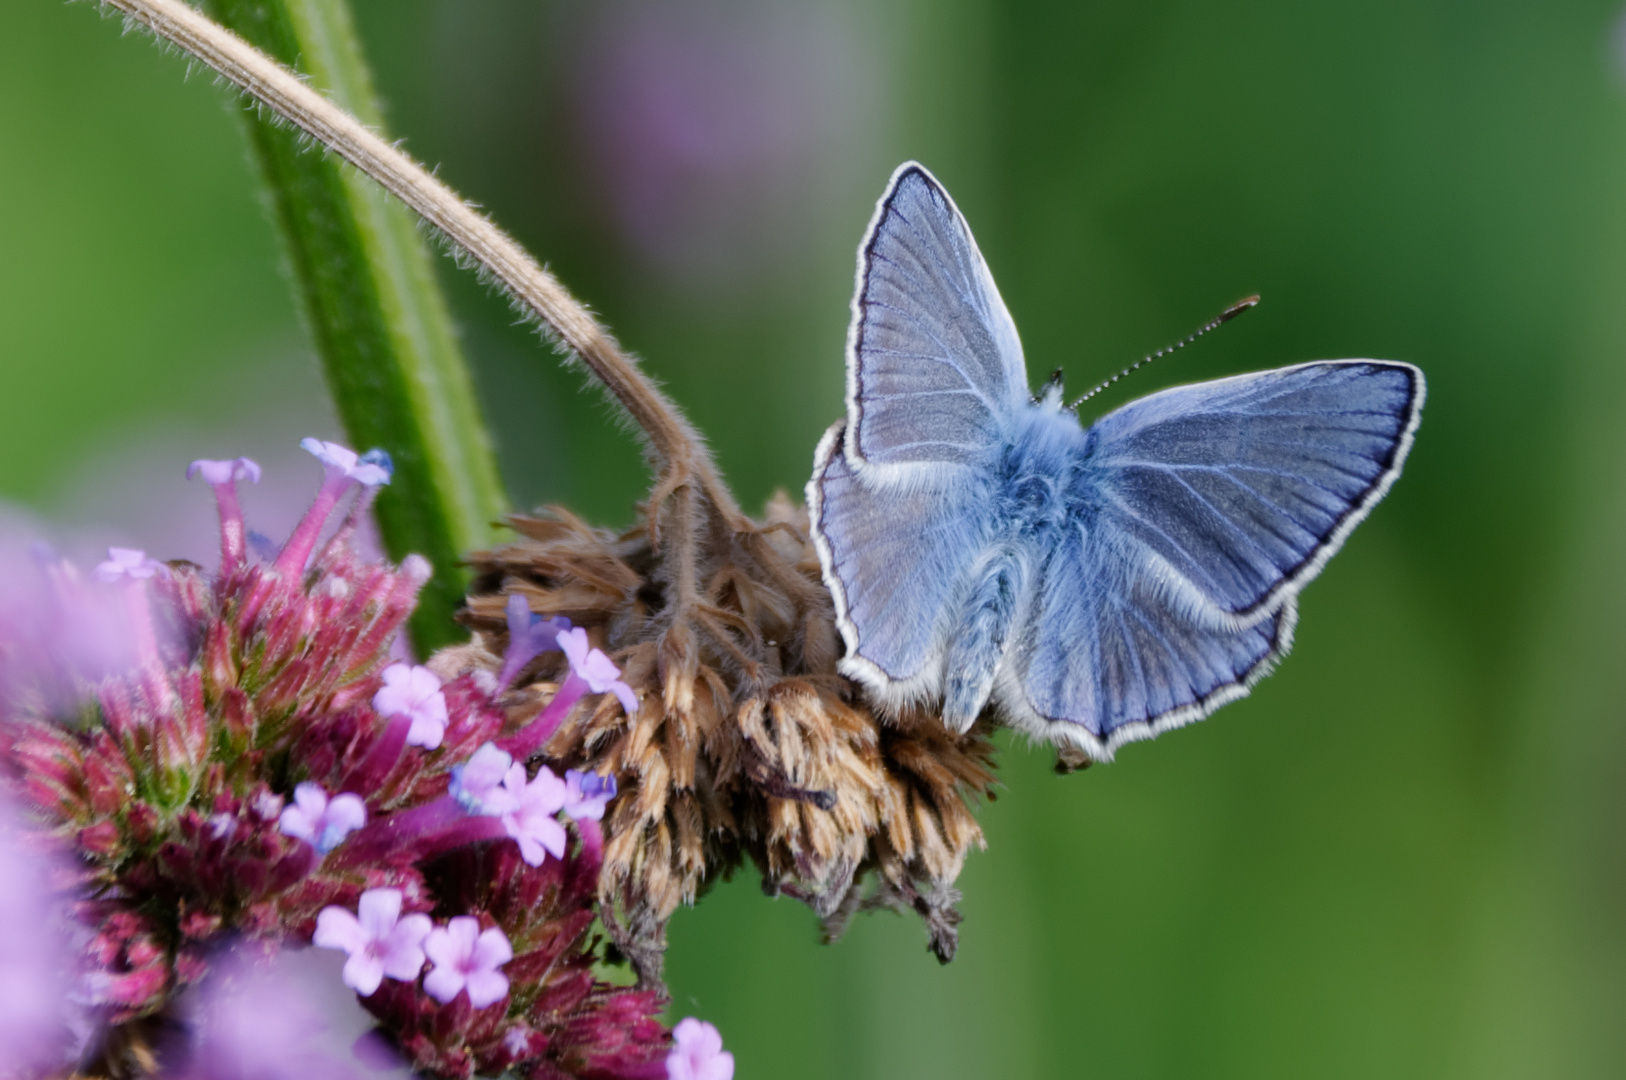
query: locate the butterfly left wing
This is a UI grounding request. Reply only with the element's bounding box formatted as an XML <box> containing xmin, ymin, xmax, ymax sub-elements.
<box><xmin>807</xmin><ymin>162</ymin><xmax>1029</xmax><ymax>707</ymax></box>
<box><xmin>842</xmin><ymin>162</ymin><xmax>1029</xmax><ymax>480</ymax></box>
<box><xmin>809</xmin><ymin>421</ymin><xmax>995</xmax><ymax>703</ymax></box>
<box><xmin>1001</xmin><ymin>359</ymin><xmax>1423</xmax><ymax>759</ymax></box>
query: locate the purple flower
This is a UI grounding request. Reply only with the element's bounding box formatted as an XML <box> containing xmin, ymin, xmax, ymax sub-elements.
<box><xmin>187</xmin><ymin>457</ymin><xmax>261</xmax><ymax>570</ymax></box>
<box><xmin>1</xmin><ymin>530</ymin><xmax>137</xmax><ymax>709</ymax></box>
<box><xmin>93</xmin><ymin>546</ymin><xmax>165</xmax><ymax>583</ymax></box>
<box><xmin>276</xmin><ymin>440</ymin><xmax>393</xmax><ymax>577</ymax></box>
<box><xmin>496</xmin><ymin>628</ymin><xmax>639</xmax><ymax>762</ymax></box>
<box><xmin>667</xmin><ymin>1018</ymin><xmax>734</xmax><ymax>1080</ymax></box>
<box><xmin>559</xmin><ymin>628</ymin><xmax>640</xmax><ymax>715</ymax></box>
<box><xmin>313</xmin><ymin>888</ymin><xmax>431</xmax><ymax>996</ymax></box>
<box><xmin>91</xmin><ymin>547</ymin><xmax>171</xmax><ymax>686</ymax></box>
<box><xmin>422</xmin><ymin>917</ymin><xmax>513</xmax><ymax>1008</ymax></box>
<box><xmin>0</xmin><ymin>797</ymin><xmax>74</xmax><ymax>1074</ymax></box>
<box><xmin>299</xmin><ymin>439</ymin><xmax>392</xmax><ymax>487</ymax></box>
<box><xmin>187</xmin><ymin>457</ymin><xmax>262</xmax><ymax>486</ymax></box>
<box><xmin>497</xmin><ymin>593</ymin><xmax>573</xmax><ymax>689</ymax></box>
<box><xmin>563</xmin><ymin>769</ymin><xmax>618</xmax><ymax>822</ymax></box>
<box><xmin>496</xmin><ymin>763</ymin><xmax>568</xmax><ymax>867</ymax></box>
<box><xmin>278</xmin><ymin>782</ymin><xmax>367</xmax><ymax>854</ymax></box>
<box><xmin>183</xmin><ymin>947</ymin><xmax>368</xmax><ymax>1080</ymax></box>
<box><xmin>372</xmin><ymin>663</ymin><xmax>449</xmax><ymax>750</ymax></box>
<box><xmin>448</xmin><ymin>743</ymin><xmax>517</xmax><ymax>815</ymax></box>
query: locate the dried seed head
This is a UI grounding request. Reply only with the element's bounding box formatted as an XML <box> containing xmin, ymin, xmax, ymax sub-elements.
<box><xmin>463</xmin><ymin>491</ymin><xmax>999</xmax><ymax>972</ymax></box>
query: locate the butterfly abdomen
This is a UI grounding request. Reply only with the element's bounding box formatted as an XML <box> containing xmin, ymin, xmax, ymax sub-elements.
<box><xmin>943</xmin><ymin>548</ymin><xmax>1029</xmax><ymax>732</ymax></box>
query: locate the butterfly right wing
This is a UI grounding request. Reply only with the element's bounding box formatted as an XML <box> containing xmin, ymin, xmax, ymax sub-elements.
<box><xmin>1077</xmin><ymin>360</ymin><xmax>1424</xmax><ymax>626</ymax></box>
<box><xmin>844</xmin><ymin>162</ymin><xmax>1029</xmax><ymax>480</ymax></box>
<box><xmin>1003</xmin><ymin>360</ymin><xmax>1421</xmax><ymax>759</ymax></box>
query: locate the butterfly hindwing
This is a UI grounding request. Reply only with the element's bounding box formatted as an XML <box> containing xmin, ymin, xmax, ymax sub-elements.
<box><xmin>1004</xmin><ymin>515</ymin><xmax>1297</xmax><ymax>758</ymax></box>
<box><xmin>845</xmin><ymin>163</ymin><xmax>1030</xmax><ymax>478</ymax></box>
<box><xmin>809</xmin><ymin>422</ymin><xmax>993</xmax><ymax>700</ymax></box>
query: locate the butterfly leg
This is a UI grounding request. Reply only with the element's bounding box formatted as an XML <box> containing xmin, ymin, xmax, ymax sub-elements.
<box><xmin>942</xmin><ymin>551</ymin><xmax>1027</xmax><ymax>733</ymax></box>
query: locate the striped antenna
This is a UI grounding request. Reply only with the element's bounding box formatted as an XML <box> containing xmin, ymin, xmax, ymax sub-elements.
<box><xmin>1071</xmin><ymin>295</ymin><xmax>1260</xmax><ymax>408</ymax></box>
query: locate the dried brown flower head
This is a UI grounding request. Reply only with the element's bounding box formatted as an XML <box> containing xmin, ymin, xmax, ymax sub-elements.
<box><xmin>461</xmin><ymin>490</ymin><xmax>999</xmax><ymax>973</ymax></box>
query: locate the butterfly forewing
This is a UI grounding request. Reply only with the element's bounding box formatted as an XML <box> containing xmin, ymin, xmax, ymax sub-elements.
<box><xmin>1078</xmin><ymin>361</ymin><xmax>1424</xmax><ymax>626</ymax></box>
<box><xmin>845</xmin><ymin>164</ymin><xmax>1029</xmax><ymax>476</ymax></box>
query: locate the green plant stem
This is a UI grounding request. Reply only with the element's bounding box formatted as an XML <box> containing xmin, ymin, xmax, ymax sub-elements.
<box><xmin>201</xmin><ymin>0</ymin><xmax>508</xmax><ymax>653</ymax></box>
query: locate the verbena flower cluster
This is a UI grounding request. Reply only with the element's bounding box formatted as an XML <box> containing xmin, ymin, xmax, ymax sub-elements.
<box><xmin>0</xmin><ymin>440</ymin><xmax>731</xmax><ymax>1080</ymax></box>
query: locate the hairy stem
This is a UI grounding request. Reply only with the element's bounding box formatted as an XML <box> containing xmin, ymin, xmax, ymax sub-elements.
<box><xmin>98</xmin><ymin>0</ymin><xmax>741</xmax><ymax>526</ymax></box>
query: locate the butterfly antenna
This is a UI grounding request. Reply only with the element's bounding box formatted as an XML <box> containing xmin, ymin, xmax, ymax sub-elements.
<box><xmin>1071</xmin><ymin>295</ymin><xmax>1260</xmax><ymax>408</ymax></box>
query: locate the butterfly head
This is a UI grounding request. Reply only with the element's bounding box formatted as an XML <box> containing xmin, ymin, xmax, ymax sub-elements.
<box><xmin>1034</xmin><ymin>368</ymin><xmax>1069</xmax><ymax>413</ymax></box>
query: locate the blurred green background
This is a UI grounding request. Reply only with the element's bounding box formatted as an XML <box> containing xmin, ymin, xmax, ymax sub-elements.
<box><xmin>5</xmin><ymin>0</ymin><xmax>1626</xmax><ymax>1076</ymax></box>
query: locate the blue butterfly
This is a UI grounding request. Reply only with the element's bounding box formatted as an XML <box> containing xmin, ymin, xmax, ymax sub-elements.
<box><xmin>806</xmin><ymin>163</ymin><xmax>1424</xmax><ymax>761</ymax></box>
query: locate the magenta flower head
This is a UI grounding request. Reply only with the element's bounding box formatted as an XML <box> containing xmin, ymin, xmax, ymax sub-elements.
<box><xmin>559</xmin><ymin>627</ymin><xmax>640</xmax><ymax>715</ymax></box>
<box><xmin>94</xmin><ymin>547</ymin><xmax>166</xmax><ymax>583</ymax></box>
<box><xmin>667</xmin><ymin>1018</ymin><xmax>734</xmax><ymax>1080</ymax></box>
<box><xmin>449</xmin><ymin>743</ymin><xmax>517</xmax><ymax>815</ymax></box>
<box><xmin>497</xmin><ymin>593</ymin><xmax>573</xmax><ymax>689</ymax></box>
<box><xmin>278</xmin><ymin>782</ymin><xmax>366</xmax><ymax>854</ymax></box>
<box><xmin>497</xmin><ymin>763</ymin><xmax>568</xmax><ymax>867</ymax></box>
<box><xmin>313</xmin><ymin>888</ymin><xmax>431</xmax><ymax>996</ymax></box>
<box><xmin>372</xmin><ymin>663</ymin><xmax>449</xmax><ymax>750</ymax></box>
<box><xmin>187</xmin><ymin>457</ymin><xmax>262</xmax><ymax>486</ymax></box>
<box><xmin>423</xmin><ymin>917</ymin><xmax>513</xmax><ymax>1009</ymax></box>
<box><xmin>300</xmin><ymin>439</ymin><xmax>392</xmax><ymax>487</ymax></box>
<box><xmin>563</xmin><ymin>769</ymin><xmax>618</xmax><ymax>822</ymax></box>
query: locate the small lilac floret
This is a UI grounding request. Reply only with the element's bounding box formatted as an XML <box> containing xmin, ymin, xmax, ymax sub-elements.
<box><xmin>422</xmin><ymin>917</ymin><xmax>513</xmax><ymax>1008</ymax></box>
<box><xmin>498</xmin><ymin>593</ymin><xmax>573</xmax><ymax>689</ymax></box>
<box><xmin>559</xmin><ymin>627</ymin><xmax>639</xmax><ymax>715</ymax></box>
<box><xmin>275</xmin><ymin>439</ymin><xmax>393</xmax><ymax>578</ymax></box>
<box><xmin>187</xmin><ymin>457</ymin><xmax>262</xmax><ymax>486</ymax></box>
<box><xmin>313</xmin><ymin>887</ymin><xmax>431</xmax><ymax>996</ymax></box>
<box><xmin>188</xmin><ymin>458</ymin><xmax>261</xmax><ymax>570</ymax></box>
<box><xmin>301</xmin><ymin>438</ymin><xmax>392</xmax><ymax>487</ymax></box>
<box><xmin>667</xmin><ymin>1018</ymin><xmax>735</xmax><ymax>1080</ymax></box>
<box><xmin>372</xmin><ymin>663</ymin><xmax>449</xmax><ymax>750</ymax></box>
<box><xmin>449</xmin><ymin>743</ymin><xmax>516</xmax><ymax>815</ymax></box>
<box><xmin>278</xmin><ymin>782</ymin><xmax>367</xmax><ymax>854</ymax></box>
<box><xmin>497</xmin><ymin>763</ymin><xmax>568</xmax><ymax>867</ymax></box>
<box><xmin>93</xmin><ymin>547</ymin><xmax>165</xmax><ymax>583</ymax></box>
<box><xmin>562</xmin><ymin>769</ymin><xmax>617</xmax><ymax>822</ymax></box>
